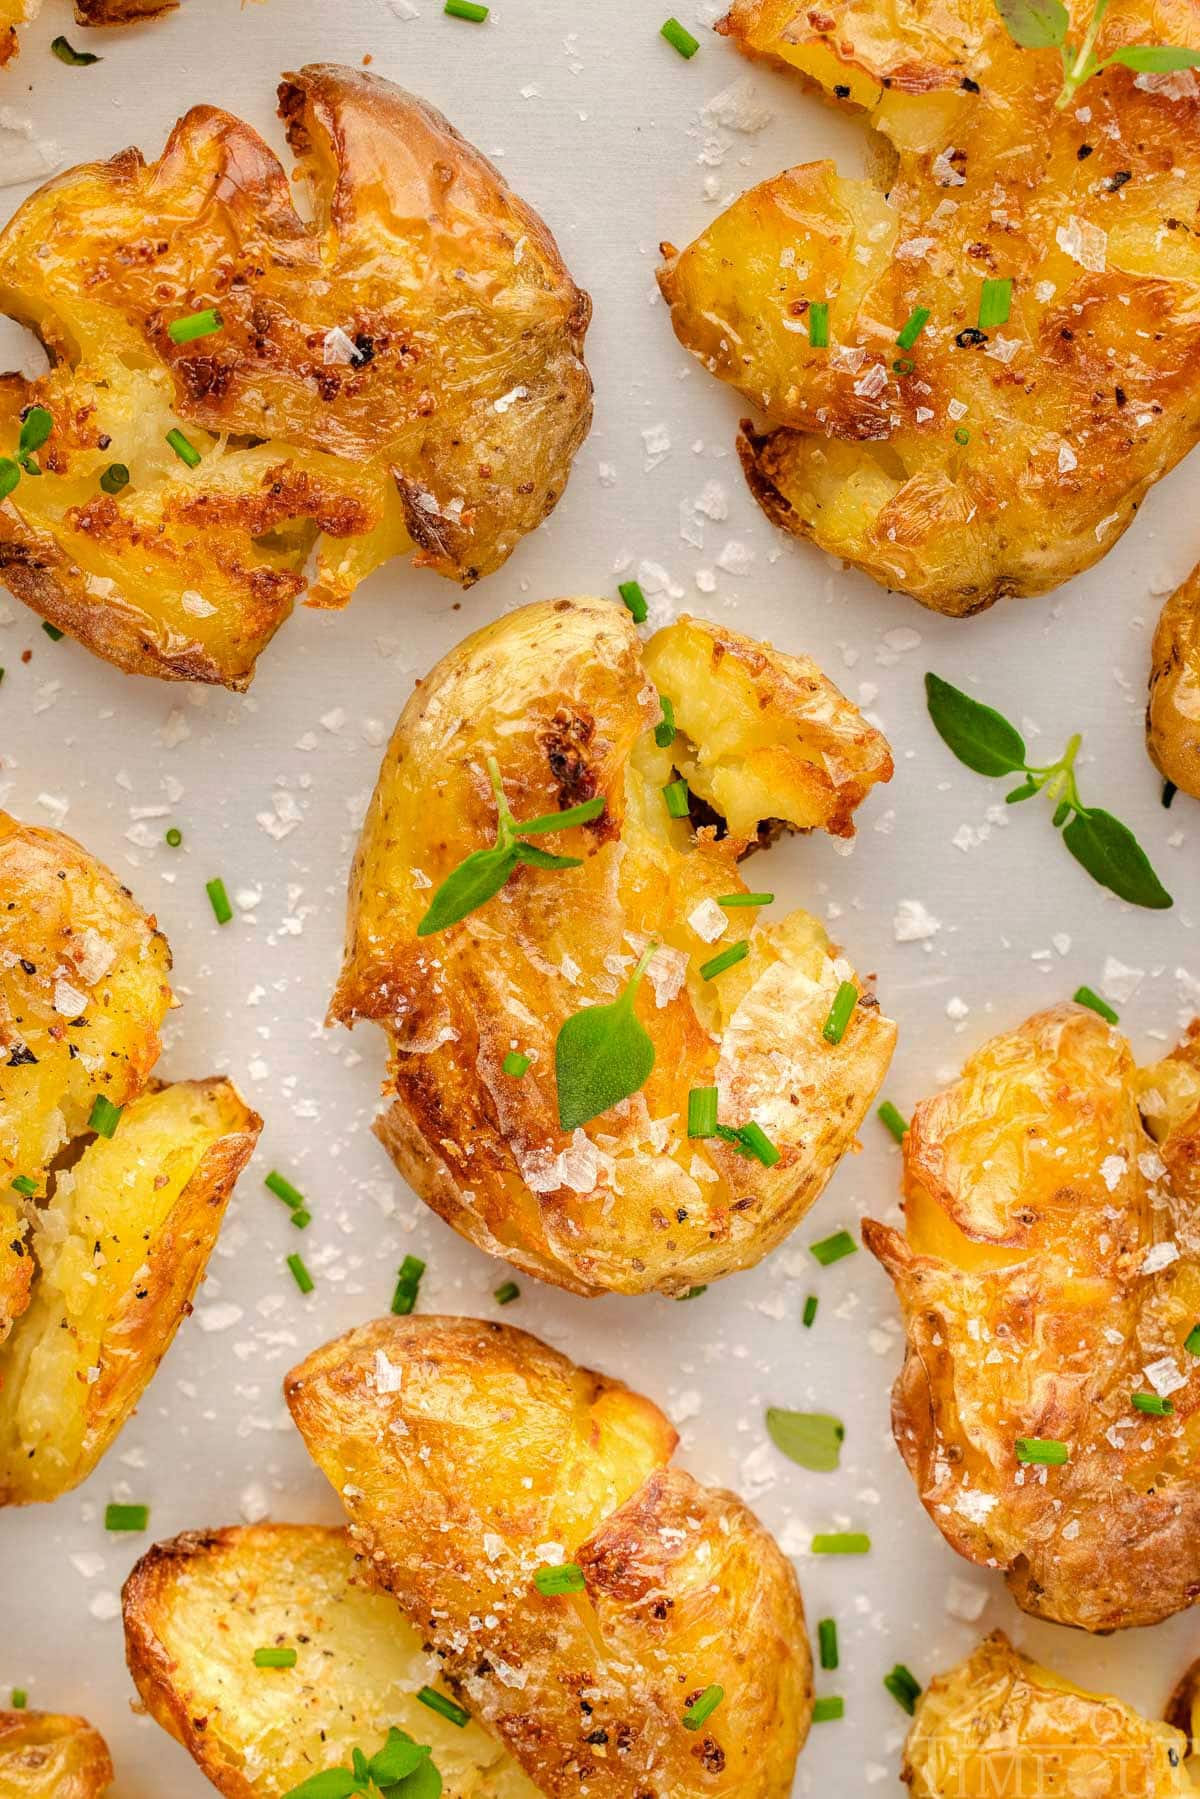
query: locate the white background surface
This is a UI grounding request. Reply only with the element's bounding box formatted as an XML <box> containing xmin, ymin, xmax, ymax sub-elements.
<box><xmin>0</xmin><ymin>0</ymin><xmax>1198</xmax><ymax>1792</ymax></box>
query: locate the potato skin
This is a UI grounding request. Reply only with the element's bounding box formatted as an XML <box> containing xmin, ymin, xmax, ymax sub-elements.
<box><xmin>866</xmin><ymin>1004</ymin><xmax>1200</xmax><ymax>1632</ymax></box>
<box><xmin>286</xmin><ymin>1316</ymin><xmax>813</xmax><ymax>1799</ymax></box>
<box><xmin>1149</xmin><ymin>563</ymin><xmax>1200</xmax><ymax>800</ymax></box>
<box><xmin>332</xmin><ymin>596</ymin><xmax>895</xmax><ymax>1296</ymax></box>
<box><xmin>0</xmin><ymin>1709</ymin><xmax>113</xmax><ymax>1798</ymax></box>
<box><xmin>902</xmin><ymin>1632</ymin><xmax>1193</xmax><ymax>1797</ymax></box>
<box><xmin>659</xmin><ymin>0</ymin><xmax>1200</xmax><ymax>616</ymax></box>
<box><xmin>0</xmin><ymin>66</ymin><xmax>591</xmax><ymax>687</ymax></box>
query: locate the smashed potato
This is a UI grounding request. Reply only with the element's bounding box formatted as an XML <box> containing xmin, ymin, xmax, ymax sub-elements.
<box><xmin>0</xmin><ymin>811</ymin><xmax>260</xmax><ymax>1502</ymax></box>
<box><xmin>123</xmin><ymin>1524</ymin><xmax>539</xmax><ymax>1798</ymax></box>
<box><xmin>0</xmin><ymin>1709</ymin><xmax>113</xmax><ymax>1798</ymax></box>
<box><xmin>0</xmin><ymin>66</ymin><xmax>591</xmax><ymax>687</ymax></box>
<box><xmin>903</xmin><ymin>1632</ymin><xmax>1195</xmax><ymax>1797</ymax></box>
<box><xmin>1149</xmin><ymin>562</ymin><xmax>1200</xmax><ymax>800</ymax></box>
<box><xmin>331</xmin><ymin>596</ymin><xmax>895</xmax><ymax>1297</ymax></box>
<box><xmin>287</xmin><ymin>1316</ymin><xmax>813</xmax><ymax>1799</ymax></box>
<box><xmin>659</xmin><ymin>0</ymin><xmax>1200</xmax><ymax>616</ymax></box>
<box><xmin>865</xmin><ymin>1003</ymin><xmax>1200</xmax><ymax>1632</ymax></box>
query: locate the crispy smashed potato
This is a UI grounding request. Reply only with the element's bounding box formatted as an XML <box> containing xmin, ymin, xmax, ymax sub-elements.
<box><xmin>0</xmin><ymin>66</ymin><xmax>591</xmax><ymax>687</ymax></box>
<box><xmin>0</xmin><ymin>812</ymin><xmax>260</xmax><ymax>1502</ymax></box>
<box><xmin>865</xmin><ymin>1003</ymin><xmax>1200</xmax><ymax>1632</ymax></box>
<box><xmin>658</xmin><ymin>0</ymin><xmax>1200</xmax><ymax>616</ymax></box>
<box><xmin>331</xmin><ymin>596</ymin><xmax>895</xmax><ymax>1297</ymax></box>
<box><xmin>287</xmin><ymin>1316</ymin><xmax>813</xmax><ymax>1799</ymax></box>
<box><xmin>123</xmin><ymin>1523</ymin><xmax>539</xmax><ymax>1798</ymax></box>
<box><xmin>1149</xmin><ymin>562</ymin><xmax>1200</xmax><ymax>801</ymax></box>
<box><xmin>903</xmin><ymin>1632</ymin><xmax>1194</xmax><ymax>1797</ymax></box>
<box><xmin>0</xmin><ymin>1709</ymin><xmax>113</xmax><ymax>1798</ymax></box>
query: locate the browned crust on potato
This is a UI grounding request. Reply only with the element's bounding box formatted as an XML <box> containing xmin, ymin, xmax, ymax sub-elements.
<box><xmin>1148</xmin><ymin>562</ymin><xmax>1200</xmax><ymax>800</ymax></box>
<box><xmin>0</xmin><ymin>1707</ymin><xmax>114</xmax><ymax>1796</ymax></box>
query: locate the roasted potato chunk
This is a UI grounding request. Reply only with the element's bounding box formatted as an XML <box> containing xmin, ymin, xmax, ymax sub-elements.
<box><xmin>865</xmin><ymin>1003</ymin><xmax>1200</xmax><ymax>1632</ymax></box>
<box><xmin>0</xmin><ymin>66</ymin><xmax>591</xmax><ymax>687</ymax></box>
<box><xmin>903</xmin><ymin>1632</ymin><xmax>1194</xmax><ymax>1797</ymax></box>
<box><xmin>123</xmin><ymin>1524</ymin><xmax>539</xmax><ymax>1797</ymax></box>
<box><xmin>1149</xmin><ymin>562</ymin><xmax>1200</xmax><ymax>800</ymax></box>
<box><xmin>331</xmin><ymin>596</ymin><xmax>895</xmax><ymax>1297</ymax></box>
<box><xmin>659</xmin><ymin>0</ymin><xmax>1200</xmax><ymax>616</ymax></box>
<box><xmin>0</xmin><ymin>811</ymin><xmax>260</xmax><ymax>1502</ymax></box>
<box><xmin>287</xmin><ymin>1316</ymin><xmax>813</xmax><ymax>1799</ymax></box>
<box><xmin>0</xmin><ymin>1708</ymin><xmax>113</xmax><ymax>1797</ymax></box>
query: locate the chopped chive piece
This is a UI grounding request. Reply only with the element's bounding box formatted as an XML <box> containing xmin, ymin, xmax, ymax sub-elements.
<box><xmin>1185</xmin><ymin>1324</ymin><xmax>1200</xmax><ymax>1357</ymax></box>
<box><xmin>51</xmin><ymin>34</ymin><xmax>99</xmax><ymax>63</ymax></box>
<box><xmin>878</xmin><ymin>1100</ymin><xmax>909</xmax><ymax>1143</ymax></box>
<box><xmin>687</xmin><ymin>1086</ymin><xmax>718</xmax><ymax>1138</ymax></box>
<box><xmin>42</xmin><ymin>622</ymin><xmax>64</xmax><ymax>641</ymax></box>
<box><xmin>683</xmin><ymin>1684</ymin><xmax>724</xmax><ymax>1730</ymax></box>
<box><xmin>1015</xmin><ymin>1437</ymin><xmax>1069</xmax><ymax>1465</ymax></box>
<box><xmin>494</xmin><ymin>1280</ymin><xmax>520</xmax><ymax>1305</ymax></box>
<box><xmin>87</xmin><ymin>1095</ymin><xmax>122</xmax><ymax>1139</ymax></box>
<box><xmin>266</xmin><ymin>1171</ymin><xmax>306</xmax><ymax>1211</ymax></box>
<box><xmin>802</xmin><ymin>1294</ymin><xmax>818</xmax><ymax>1328</ymax></box>
<box><xmin>164</xmin><ymin>826</ymin><xmax>182</xmax><ymax>847</ymax></box>
<box><xmin>618</xmin><ymin>580</ymin><xmax>648</xmax><ymax>623</ymax></box>
<box><xmin>655</xmin><ymin>693</ymin><xmax>676</xmax><ymax>748</ymax></box>
<box><xmin>105</xmin><ymin>1502</ymin><xmax>149</xmax><ymax>1532</ymax></box>
<box><xmin>661</xmin><ymin>15</ymin><xmax>700</xmax><ymax>55</ymax></box>
<box><xmin>1163</xmin><ymin>780</ymin><xmax>1178</xmax><ymax>809</ymax></box>
<box><xmin>10</xmin><ymin>1690</ymin><xmax>25</xmax><ymax>1709</ymax></box>
<box><xmin>1074</xmin><ymin>985</ymin><xmax>1118</xmax><ymax>1024</ymax></box>
<box><xmin>808</xmin><ymin>301</ymin><xmax>829</xmax><ymax>348</ymax></box>
<box><xmin>663</xmin><ymin>779</ymin><xmax>690</xmax><ymax>819</ymax></box>
<box><xmin>812</xmin><ymin>1532</ymin><xmax>871</xmax><ymax>1555</ymax></box>
<box><xmin>677</xmin><ymin>1284</ymin><xmax>707</xmax><ymax>1300</ymax></box>
<box><xmin>417</xmin><ymin>1686</ymin><xmax>470</xmax><ymax>1727</ymax></box>
<box><xmin>954</xmin><ymin>426</ymin><xmax>970</xmax><ymax>446</ymax></box>
<box><xmin>534</xmin><ymin>1562</ymin><xmax>586</xmax><ymax>1596</ymax></box>
<box><xmin>884</xmin><ymin>1664</ymin><xmax>922</xmax><ymax>1715</ymax></box>
<box><xmin>893</xmin><ymin>356</ymin><xmax>915</xmax><ymax>375</ymax></box>
<box><xmin>822</xmin><ymin>980</ymin><xmax>857</xmax><ymax>1046</ymax></box>
<box><xmin>812</xmin><ymin>1696</ymin><xmax>844</xmax><ymax>1722</ymax></box>
<box><xmin>445</xmin><ymin>0</ymin><xmax>488</xmax><ymax>16</ymax></box>
<box><xmin>766</xmin><ymin>1408</ymin><xmax>844</xmax><ymax>1472</ymax></box>
<box><xmin>700</xmin><ymin>939</ymin><xmax>749</xmax><ymax>981</ymax></box>
<box><xmin>810</xmin><ymin>1229</ymin><xmax>856</xmax><ymax>1267</ymax></box>
<box><xmin>818</xmin><ymin>1618</ymin><xmax>839</xmax><ymax>1671</ymax></box>
<box><xmin>390</xmin><ymin>1253</ymin><xmax>426</xmax><ymax>1316</ymax></box>
<box><xmin>1132</xmin><ymin>1390</ymin><xmax>1173</xmax><ymax>1416</ymax></box>
<box><xmin>167</xmin><ymin>308</ymin><xmax>223</xmax><ymax>345</ymax></box>
<box><xmin>289</xmin><ymin>1209</ymin><xmax>311</xmax><ymax>1230</ymax></box>
<box><xmin>206</xmin><ymin>878</ymin><xmax>233</xmax><ymax>925</ymax></box>
<box><xmin>738</xmin><ymin>1120</ymin><xmax>781</xmax><ymax>1167</ymax></box>
<box><xmin>99</xmin><ymin>462</ymin><xmax>129</xmax><ymax>495</ymax></box>
<box><xmin>253</xmin><ymin>1647</ymin><xmax>297</xmax><ymax>1669</ymax></box>
<box><xmin>717</xmin><ymin>892</ymin><xmax>773</xmax><ymax>908</ymax></box>
<box><xmin>978</xmin><ymin>277</ymin><xmax>1012</xmax><ymax>330</ymax></box>
<box><xmin>502</xmin><ymin>1050</ymin><xmax>531</xmax><ymax>1078</ymax></box>
<box><xmin>11</xmin><ymin>1176</ymin><xmax>37</xmax><ymax>1197</ymax></box>
<box><xmin>0</xmin><ymin>669</ymin><xmax>4</xmax><ymax>684</ymax></box>
<box><xmin>286</xmin><ymin>1252</ymin><xmax>314</xmax><ymax>1295</ymax></box>
<box><xmin>896</xmin><ymin>306</ymin><xmax>931</xmax><ymax>350</ymax></box>
<box><xmin>166</xmin><ymin>427</ymin><xmax>202</xmax><ymax>468</ymax></box>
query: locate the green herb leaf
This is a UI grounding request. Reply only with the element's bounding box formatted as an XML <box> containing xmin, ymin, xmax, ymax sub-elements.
<box><xmin>18</xmin><ymin>408</ymin><xmax>52</xmax><ymax>457</ymax></box>
<box><xmin>51</xmin><ymin>33</ymin><xmax>100</xmax><ymax>63</ymax></box>
<box><xmin>993</xmin><ymin>0</ymin><xmax>1069</xmax><ymax>48</ymax></box>
<box><xmin>555</xmin><ymin>944</ymin><xmax>657</xmax><ymax>1130</ymax></box>
<box><xmin>925</xmin><ymin>673</ymin><xmax>1028</xmax><ymax>775</ymax></box>
<box><xmin>1105</xmin><ymin>42</ymin><xmax>1200</xmax><ymax>69</ymax></box>
<box><xmin>0</xmin><ymin>459</ymin><xmax>20</xmax><ymax>500</ymax></box>
<box><xmin>369</xmin><ymin>1730</ymin><xmax>430</xmax><ymax>1784</ymax></box>
<box><xmin>1061</xmin><ymin>807</ymin><xmax>1173</xmax><ymax>909</ymax></box>
<box><xmin>1005</xmin><ymin>778</ymin><xmax>1039</xmax><ymax>804</ymax></box>
<box><xmin>765</xmin><ymin>1408</ymin><xmax>844</xmax><ymax>1471</ymax></box>
<box><xmin>280</xmin><ymin>1773</ymin><xmax>363</xmax><ymax>1799</ymax></box>
<box><xmin>511</xmin><ymin>842</ymin><xmax>582</xmax><ymax>873</ymax></box>
<box><xmin>418</xmin><ymin>844</ymin><xmax>519</xmax><ymax>936</ymax></box>
<box><xmin>515</xmin><ymin>795</ymin><xmax>605</xmax><ymax>835</ymax></box>
<box><xmin>387</xmin><ymin>1759</ymin><xmax>442</xmax><ymax>1799</ymax></box>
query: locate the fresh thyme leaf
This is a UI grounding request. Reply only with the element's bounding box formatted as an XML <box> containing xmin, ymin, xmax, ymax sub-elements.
<box><xmin>0</xmin><ymin>459</ymin><xmax>19</xmax><ymax>501</ymax></box>
<box><xmin>555</xmin><ymin>943</ymin><xmax>657</xmax><ymax>1130</ymax></box>
<box><xmin>1006</xmin><ymin>778</ymin><xmax>1038</xmax><ymax>804</ymax></box>
<box><xmin>925</xmin><ymin>673</ymin><xmax>1028</xmax><ymax>775</ymax></box>
<box><xmin>417</xmin><ymin>843</ymin><xmax>519</xmax><ymax>936</ymax></box>
<box><xmin>51</xmin><ymin>33</ymin><xmax>101</xmax><ymax>63</ymax></box>
<box><xmin>18</xmin><ymin>408</ymin><xmax>52</xmax><ymax>457</ymax></box>
<box><xmin>993</xmin><ymin>0</ymin><xmax>1068</xmax><ymax>48</ymax></box>
<box><xmin>515</xmin><ymin>794</ymin><xmax>605</xmax><ymax>835</ymax></box>
<box><xmin>387</xmin><ymin>1758</ymin><xmax>442</xmax><ymax>1798</ymax></box>
<box><xmin>369</xmin><ymin>1729</ymin><xmax>431</xmax><ymax>1785</ymax></box>
<box><xmin>766</xmin><ymin>1408</ymin><xmax>845</xmax><ymax>1472</ymax></box>
<box><xmin>512</xmin><ymin>842</ymin><xmax>583</xmax><ymax>872</ymax></box>
<box><xmin>1062</xmin><ymin>807</ymin><xmax>1173</xmax><ymax>909</ymax></box>
<box><xmin>1105</xmin><ymin>42</ymin><xmax>1200</xmax><ymax>69</ymax></box>
<box><xmin>280</xmin><ymin>1771</ymin><xmax>363</xmax><ymax>1799</ymax></box>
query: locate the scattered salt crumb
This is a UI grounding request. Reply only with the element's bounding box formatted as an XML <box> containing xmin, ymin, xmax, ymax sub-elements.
<box><xmin>894</xmin><ymin>899</ymin><xmax>941</xmax><ymax>943</ymax></box>
<box><xmin>1141</xmin><ymin>1241</ymin><xmax>1179</xmax><ymax>1275</ymax></box>
<box><xmin>944</xmin><ymin>1575</ymin><xmax>988</xmax><ymax>1622</ymax></box>
<box><xmin>1100</xmin><ymin>1154</ymin><xmax>1126</xmax><ymax>1192</ymax></box>
<box><xmin>1102</xmin><ymin>956</ymin><xmax>1143</xmax><ymax>1004</ymax></box>
<box><xmin>195</xmin><ymin>1302</ymin><xmax>244</xmax><ymax>1333</ymax></box>
<box><xmin>1056</xmin><ymin>214</ymin><xmax>1107</xmax><ymax>272</ymax></box>
<box><xmin>687</xmin><ymin>897</ymin><xmax>726</xmax><ymax>942</ymax></box>
<box><xmin>1144</xmin><ymin>1354</ymin><xmax>1187</xmax><ymax>1398</ymax></box>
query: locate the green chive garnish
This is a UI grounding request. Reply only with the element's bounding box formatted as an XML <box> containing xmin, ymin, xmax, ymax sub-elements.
<box><xmin>678</xmin><ymin>1285</ymin><xmax>707</xmax><ymax>1300</ymax></box>
<box><xmin>1015</xmin><ymin>1437</ymin><xmax>1069</xmax><ymax>1465</ymax></box>
<box><xmin>10</xmin><ymin>1690</ymin><xmax>26</xmax><ymax>1709</ymax></box>
<box><xmin>11</xmin><ymin>1176</ymin><xmax>37</xmax><ymax>1197</ymax></box>
<box><xmin>802</xmin><ymin>1294</ymin><xmax>818</xmax><ymax>1328</ymax></box>
<box><xmin>1074</xmin><ymin>985</ymin><xmax>1118</xmax><ymax>1024</ymax></box>
<box><xmin>87</xmin><ymin>1095</ymin><xmax>122</xmax><ymax>1139</ymax></box>
<box><xmin>166</xmin><ymin>427</ymin><xmax>202</xmax><ymax>468</ymax></box>
<box><xmin>687</xmin><ymin>1086</ymin><xmax>718</xmax><ymax>1138</ymax></box>
<box><xmin>700</xmin><ymin>940</ymin><xmax>749</xmax><ymax>981</ymax></box>
<box><xmin>619</xmin><ymin>580</ymin><xmax>648</xmax><ymax>624</ymax></box>
<box><xmin>682</xmin><ymin>1685</ymin><xmax>724</xmax><ymax>1730</ymax></box>
<box><xmin>661</xmin><ymin>15</ymin><xmax>700</xmax><ymax>55</ymax></box>
<box><xmin>286</xmin><ymin>1253</ymin><xmax>314</xmax><ymax>1295</ymax></box>
<box><xmin>253</xmin><ymin>1647</ymin><xmax>297</xmax><ymax>1669</ymax></box>
<box><xmin>822</xmin><ymin>980</ymin><xmax>857</xmax><ymax>1046</ymax></box>
<box><xmin>290</xmin><ymin>1209</ymin><xmax>311</xmax><ymax>1230</ymax></box>
<box><xmin>105</xmin><ymin>1503</ymin><xmax>149</xmax><ymax>1532</ymax></box>
<box><xmin>810</xmin><ymin>1229</ymin><xmax>856</xmax><ymax>1267</ymax></box>
<box><xmin>502</xmin><ymin>1050</ymin><xmax>531</xmax><ymax>1078</ymax></box>
<box><xmin>896</xmin><ymin>307</ymin><xmax>930</xmax><ymax>350</ymax></box>
<box><xmin>51</xmin><ymin>34</ymin><xmax>99</xmax><ymax>63</ymax></box>
<box><xmin>1132</xmin><ymin>1391</ymin><xmax>1173</xmax><ymax>1416</ymax></box>
<box><xmin>818</xmin><ymin>1619</ymin><xmax>839</xmax><ymax>1671</ymax></box>
<box><xmin>390</xmin><ymin>1253</ymin><xmax>425</xmax><ymax>1316</ymax></box>
<box><xmin>663</xmin><ymin>779</ymin><xmax>690</xmax><ymax>819</ymax></box>
<box><xmin>878</xmin><ymin>1100</ymin><xmax>909</xmax><ymax>1143</ymax></box>
<box><xmin>494</xmin><ymin>1280</ymin><xmax>520</xmax><ymax>1305</ymax></box>
<box><xmin>167</xmin><ymin>309</ymin><xmax>223</xmax><ymax>345</ymax></box>
<box><xmin>417</xmin><ymin>1687</ymin><xmax>470</xmax><ymax>1727</ymax></box>
<box><xmin>812</xmin><ymin>1532</ymin><xmax>871</xmax><ymax>1555</ymax></box>
<box><xmin>954</xmin><ymin>426</ymin><xmax>970</xmax><ymax>446</ymax></box>
<box><xmin>42</xmin><ymin>623</ymin><xmax>63</xmax><ymax>641</ymax></box>
<box><xmin>808</xmin><ymin>301</ymin><xmax>829</xmax><ymax>348</ymax></box>
<box><xmin>19</xmin><ymin>408</ymin><xmax>52</xmax><ymax>459</ymax></box>
<box><xmin>534</xmin><ymin>1563</ymin><xmax>586</xmax><ymax>1596</ymax></box>
<box><xmin>738</xmin><ymin>1120</ymin><xmax>781</xmax><ymax>1167</ymax></box>
<box><xmin>206</xmin><ymin>878</ymin><xmax>233</xmax><ymax>925</ymax></box>
<box><xmin>1185</xmin><ymin>1324</ymin><xmax>1200</xmax><ymax>1357</ymax></box>
<box><xmin>717</xmin><ymin>892</ymin><xmax>773</xmax><ymax>908</ymax></box>
<box><xmin>266</xmin><ymin>1171</ymin><xmax>306</xmax><ymax>1211</ymax></box>
<box><xmin>445</xmin><ymin>0</ymin><xmax>488</xmax><ymax>16</ymax></box>
<box><xmin>655</xmin><ymin>693</ymin><xmax>676</xmax><ymax>748</ymax></box>
<box><xmin>812</xmin><ymin>1696</ymin><xmax>844</xmax><ymax>1722</ymax></box>
<box><xmin>99</xmin><ymin>463</ymin><xmax>129</xmax><ymax>495</ymax></box>
<box><xmin>164</xmin><ymin>826</ymin><xmax>182</xmax><ymax>847</ymax></box>
<box><xmin>884</xmin><ymin>1664</ymin><xmax>922</xmax><ymax>1715</ymax></box>
<box><xmin>978</xmin><ymin>277</ymin><xmax>1012</xmax><ymax>330</ymax></box>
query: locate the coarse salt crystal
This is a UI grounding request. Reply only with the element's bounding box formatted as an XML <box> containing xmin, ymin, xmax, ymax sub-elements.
<box><xmin>687</xmin><ymin>897</ymin><xmax>726</xmax><ymax>943</ymax></box>
<box><xmin>1141</xmin><ymin>1241</ymin><xmax>1179</xmax><ymax>1274</ymax></box>
<box><xmin>1144</xmin><ymin>1354</ymin><xmax>1187</xmax><ymax>1398</ymax></box>
<box><xmin>1056</xmin><ymin>215</ymin><xmax>1107</xmax><ymax>273</ymax></box>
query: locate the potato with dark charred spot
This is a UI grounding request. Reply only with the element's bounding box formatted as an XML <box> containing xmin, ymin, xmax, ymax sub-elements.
<box><xmin>0</xmin><ymin>1708</ymin><xmax>113</xmax><ymax>1797</ymax></box>
<box><xmin>0</xmin><ymin>65</ymin><xmax>591</xmax><ymax>686</ymax></box>
<box><xmin>285</xmin><ymin>1315</ymin><xmax>813</xmax><ymax>1799</ymax></box>
<box><xmin>865</xmin><ymin>1003</ymin><xmax>1200</xmax><ymax>1633</ymax></box>
<box><xmin>331</xmin><ymin>596</ymin><xmax>895</xmax><ymax>1297</ymax></box>
<box><xmin>659</xmin><ymin>0</ymin><xmax>1200</xmax><ymax>616</ymax></box>
<box><xmin>1149</xmin><ymin>562</ymin><xmax>1200</xmax><ymax>801</ymax></box>
<box><xmin>0</xmin><ymin>811</ymin><xmax>260</xmax><ymax>1502</ymax></box>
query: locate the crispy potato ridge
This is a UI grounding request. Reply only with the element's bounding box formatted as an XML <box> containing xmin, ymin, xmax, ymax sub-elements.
<box><xmin>902</xmin><ymin>1632</ymin><xmax>1194</xmax><ymax>1797</ymax></box>
<box><xmin>658</xmin><ymin>0</ymin><xmax>1200</xmax><ymax>616</ymax></box>
<box><xmin>0</xmin><ymin>1709</ymin><xmax>113</xmax><ymax>1798</ymax></box>
<box><xmin>865</xmin><ymin>1004</ymin><xmax>1200</xmax><ymax>1632</ymax></box>
<box><xmin>122</xmin><ymin>1524</ymin><xmax>541</xmax><ymax>1797</ymax></box>
<box><xmin>0</xmin><ymin>66</ymin><xmax>591</xmax><ymax>687</ymax></box>
<box><xmin>330</xmin><ymin>596</ymin><xmax>895</xmax><ymax>1297</ymax></box>
<box><xmin>1149</xmin><ymin>562</ymin><xmax>1200</xmax><ymax>800</ymax></box>
<box><xmin>286</xmin><ymin>1317</ymin><xmax>813</xmax><ymax>1799</ymax></box>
